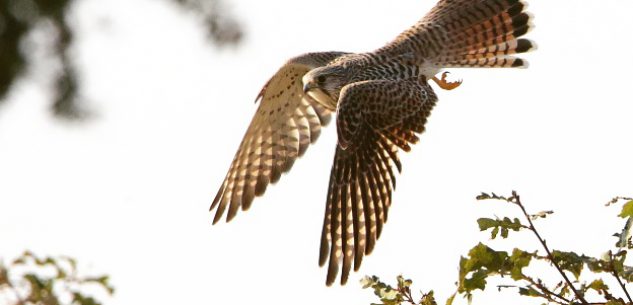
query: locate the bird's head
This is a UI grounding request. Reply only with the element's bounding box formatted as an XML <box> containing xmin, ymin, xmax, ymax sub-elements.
<box><xmin>302</xmin><ymin>65</ymin><xmax>349</xmax><ymax>108</ymax></box>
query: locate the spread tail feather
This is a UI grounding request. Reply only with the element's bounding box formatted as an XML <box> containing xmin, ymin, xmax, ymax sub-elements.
<box><xmin>431</xmin><ymin>0</ymin><xmax>536</xmax><ymax>68</ymax></box>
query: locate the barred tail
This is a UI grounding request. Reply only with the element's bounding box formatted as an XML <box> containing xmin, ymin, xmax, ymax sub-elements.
<box><xmin>431</xmin><ymin>0</ymin><xmax>536</xmax><ymax>68</ymax></box>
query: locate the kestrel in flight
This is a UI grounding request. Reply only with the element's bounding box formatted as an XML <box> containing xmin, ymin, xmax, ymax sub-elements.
<box><xmin>211</xmin><ymin>0</ymin><xmax>535</xmax><ymax>285</ymax></box>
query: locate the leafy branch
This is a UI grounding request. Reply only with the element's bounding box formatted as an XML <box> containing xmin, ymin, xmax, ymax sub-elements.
<box><xmin>478</xmin><ymin>191</ymin><xmax>588</xmax><ymax>304</ymax></box>
<box><xmin>364</xmin><ymin>191</ymin><xmax>633</xmax><ymax>305</ymax></box>
<box><xmin>0</xmin><ymin>251</ymin><xmax>114</xmax><ymax>305</ymax></box>
<box><xmin>361</xmin><ymin>275</ymin><xmax>438</xmax><ymax>305</ymax></box>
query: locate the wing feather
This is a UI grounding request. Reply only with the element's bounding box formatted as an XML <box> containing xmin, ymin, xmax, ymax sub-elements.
<box><xmin>321</xmin><ymin>79</ymin><xmax>438</xmax><ymax>285</ymax></box>
<box><xmin>211</xmin><ymin>52</ymin><xmax>347</xmax><ymax>224</ymax></box>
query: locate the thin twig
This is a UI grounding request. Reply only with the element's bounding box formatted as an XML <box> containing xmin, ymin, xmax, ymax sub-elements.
<box><xmin>398</xmin><ymin>285</ymin><xmax>416</xmax><ymax>305</ymax></box>
<box><xmin>609</xmin><ymin>252</ymin><xmax>633</xmax><ymax>304</ymax></box>
<box><xmin>523</xmin><ymin>276</ymin><xmax>571</xmax><ymax>305</ymax></box>
<box><xmin>606</xmin><ymin>197</ymin><xmax>633</xmax><ymax>207</ymax></box>
<box><xmin>512</xmin><ymin>191</ymin><xmax>589</xmax><ymax>305</ymax></box>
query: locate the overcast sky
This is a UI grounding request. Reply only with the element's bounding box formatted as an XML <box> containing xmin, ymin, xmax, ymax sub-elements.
<box><xmin>2</xmin><ymin>0</ymin><xmax>633</xmax><ymax>305</ymax></box>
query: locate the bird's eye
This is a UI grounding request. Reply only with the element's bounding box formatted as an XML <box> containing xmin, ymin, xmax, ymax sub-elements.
<box><xmin>317</xmin><ymin>75</ymin><xmax>326</xmax><ymax>84</ymax></box>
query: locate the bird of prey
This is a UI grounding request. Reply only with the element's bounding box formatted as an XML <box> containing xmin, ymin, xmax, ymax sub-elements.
<box><xmin>211</xmin><ymin>0</ymin><xmax>535</xmax><ymax>286</ymax></box>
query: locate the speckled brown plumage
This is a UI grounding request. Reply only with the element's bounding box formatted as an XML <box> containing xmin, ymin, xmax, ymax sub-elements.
<box><xmin>211</xmin><ymin>0</ymin><xmax>535</xmax><ymax>286</ymax></box>
<box><xmin>322</xmin><ymin>80</ymin><xmax>437</xmax><ymax>285</ymax></box>
<box><xmin>211</xmin><ymin>52</ymin><xmax>346</xmax><ymax>223</ymax></box>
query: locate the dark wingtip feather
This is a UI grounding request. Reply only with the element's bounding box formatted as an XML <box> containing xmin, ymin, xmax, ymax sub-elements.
<box><xmin>354</xmin><ymin>249</ymin><xmax>364</xmax><ymax>271</ymax></box>
<box><xmin>298</xmin><ymin>142</ymin><xmax>309</xmax><ymax>156</ymax></box>
<box><xmin>210</xmin><ymin>187</ymin><xmax>224</xmax><ymax>211</ymax></box>
<box><xmin>511</xmin><ymin>58</ymin><xmax>528</xmax><ymax>68</ymax></box>
<box><xmin>270</xmin><ymin>166</ymin><xmax>282</xmax><ymax>184</ymax></box>
<box><xmin>512</xmin><ymin>23</ymin><xmax>529</xmax><ymax>38</ymax></box>
<box><xmin>254</xmin><ymin>176</ymin><xmax>268</xmax><ymax>196</ymax></box>
<box><xmin>365</xmin><ymin>237</ymin><xmax>376</xmax><ymax>255</ymax></box>
<box><xmin>326</xmin><ymin>262</ymin><xmax>338</xmax><ymax>286</ymax></box>
<box><xmin>282</xmin><ymin>158</ymin><xmax>295</xmax><ymax>172</ymax></box>
<box><xmin>340</xmin><ymin>271</ymin><xmax>349</xmax><ymax>285</ymax></box>
<box><xmin>512</xmin><ymin>12</ymin><xmax>530</xmax><ymax>30</ymax></box>
<box><xmin>241</xmin><ymin>188</ymin><xmax>255</xmax><ymax>211</ymax></box>
<box><xmin>310</xmin><ymin>129</ymin><xmax>321</xmax><ymax>144</ymax></box>
<box><xmin>226</xmin><ymin>201</ymin><xmax>240</xmax><ymax>222</ymax></box>
<box><xmin>507</xmin><ymin>1</ymin><xmax>526</xmax><ymax>17</ymax></box>
<box><xmin>319</xmin><ymin>240</ymin><xmax>329</xmax><ymax>267</ymax></box>
<box><xmin>212</xmin><ymin>205</ymin><xmax>224</xmax><ymax>224</ymax></box>
<box><xmin>515</xmin><ymin>39</ymin><xmax>535</xmax><ymax>53</ymax></box>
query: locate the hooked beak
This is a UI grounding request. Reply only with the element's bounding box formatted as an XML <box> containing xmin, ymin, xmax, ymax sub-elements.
<box><xmin>303</xmin><ymin>81</ymin><xmax>316</xmax><ymax>93</ymax></box>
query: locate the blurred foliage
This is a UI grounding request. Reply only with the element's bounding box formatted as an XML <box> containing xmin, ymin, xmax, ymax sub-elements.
<box><xmin>0</xmin><ymin>0</ymin><xmax>242</xmax><ymax>118</ymax></box>
<box><xmin>174</xmin><ymin>0</ymin><xmax>243</xmax><ymax>46</ymax></box>
<box><xmin>0</xmin><ymin>251</ymin><xmax>113</xmax><ymax>305</ymax></box>
<box><xmin>364</xmin><ymin>191</ymin><xmax>633</xmax><ymax>305</ymax></box>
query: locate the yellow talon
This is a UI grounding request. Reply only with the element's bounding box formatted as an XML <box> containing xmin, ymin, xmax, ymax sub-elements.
<box><xmin>432</xmin><ymin>72</ymin><xmax>462</xmax><ymax>90</ymax></box>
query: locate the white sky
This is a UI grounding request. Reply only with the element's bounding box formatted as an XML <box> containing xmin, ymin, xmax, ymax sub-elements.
<box><xmin>1</xmin><ymin>0</ymin><xmax>633</xmax><ymax>304</ymax></box>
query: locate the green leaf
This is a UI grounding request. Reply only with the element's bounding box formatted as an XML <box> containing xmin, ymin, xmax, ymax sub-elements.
<box><xmin>6</xmin><ymin>251</ymin><xmax>113</xmax><ymax>304</ymax></box>
<box><xmin>421</xmin><ymin>291</ymin><xmax>438</xmax><ymax>305</ymax></box>
<box><xmin>476</xmin><ymin>193</ymin><xmax>492</xmax><ymax>200</ymax></box>
<box><xmin>617</xmin><ymin>218</ymin><xmax>633</xmax><ymax>248</ymax></box>
<box><xmin>509</xmin><ymin>249</ymin><xmax>532</xmax><ymax>280</ymax></box>
<box><xmin>396</xmin><ymin>275</ymin><xmax>412</xmax><ymax>289</ymax></box>
<box><xmin>491</xmin><ymin>227</ymin><xmax>499</xmax><ymax>239</ymax></box>
<box><xmin>501</xmin><ymin>228</ymin><xmax>509</xmax><ymax>238</ymax></box>
<box><xmin>464</xmin><ymin>243</ymin><xmax>509</xmax><ymax>272</ymax></box>
<box><xmin>361</xmin><ymin>276</ymin><xmax>376</xmax><ymax>289</ymax></box>
<box><xmin>531</xmin><ymin>210</ymin><xmax>554</xmax><ymax>219</ymax></box>
<box><xmin>551</xmin><ymin>250</ymin><xmax>584</xmax><ymax>279</ymax></box>
<box><xmin>588</xmin><ymin>279</ymin><xmax>608</xmax><ymax>292</ymax></box>
<box><xmin>56</xmin><ymin>268</ymin><xmax>67</xmax><ymax>279</ymax></box>
<box><xmin>476</xmin><ymin>217</ymin><xmax>523</xmax><ymax>239</ymax></box>
<box><xmin>477</xmin><ymin>218</ymin><xmax>498</xmax><ymax>231</ymax></box>
<box><xmin>379</xmin><ymin>287</ymin><xmax>400</xmax><ymax>301</ymax></box>
<box><xmin>462</xmin><ymin>269</ymin><xmax>488</xmax><ymax>291</ymax></box>
<box><xmin>476</xmin><ymin>192</ymin><xmax>513</xmax><ymax>202</ymax></box>
<box><xmin>73</xmin><ymin>292</ymin><xmax>101</xmax><ymax>305</ymax></box>
<box><xmin>585</xmin><ymin>255</ymin><xmax>609</xmax><ymax>273</ymax></box>
<box><xmin>619</xmin><ymin>201</ymin><xmax>633</xmax><ymax>218</ymax></box>
<box><xmin>458</xmin><ymin>243</ymin><xmax>512</xmax><ymax>293</ymax></box>
<box><xmin>519</xmin><ymin>287</ymin><xmax>543</xmax><ymax>297</ymax></box>
<box><xmin>24</xmin><ymin>273</ymin><xmax>45</xmax><ymax>290</ymax></box>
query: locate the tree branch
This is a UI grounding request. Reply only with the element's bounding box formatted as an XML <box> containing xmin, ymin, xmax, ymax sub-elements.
<box><xmin>609</xmin><ymin>252</ymin><xmax>633</xmax><ymax>304</ymax></box>
<box><xmin>511</xmin><ymin>191</ymin><xmax>589</xmax><ymax>305</ymax></box>
<box><xmin>523</xmin><ymin>276</ymin><xmax>571</xmax><ymax>305</ymax></box>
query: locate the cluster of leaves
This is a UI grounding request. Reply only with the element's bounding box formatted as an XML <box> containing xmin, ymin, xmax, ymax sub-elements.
<box><xmin>0</xmin><ymin>251</ymin><xmax>113</xmax><ymax>305</ymax></box>
<box><xmin>364</xmin><ymin>191</ymin><xmax>633</xmax><ymax>305</ymax></box>
<box><xmin>0</xmin><ymin>0</ymin><xmax>242</xmax><ymax>118</ymax></box>
<box><xmin>362</xmin><ymin>275</ymin><xmax>438</xmax><ymax>305</ymax></box>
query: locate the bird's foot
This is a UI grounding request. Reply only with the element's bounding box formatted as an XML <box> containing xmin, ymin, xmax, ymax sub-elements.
<box><xmin>432</xmin><ymin>72</ymin><xmax>462</xmax><ymax>90</ymax></box>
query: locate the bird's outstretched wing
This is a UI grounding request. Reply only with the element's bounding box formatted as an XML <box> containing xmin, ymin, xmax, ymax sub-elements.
<box><xmin>321</xmin><ymin>79</ymin><xmax>438</xmax><ymax>285</ymax></box>
<box><xmin>211</xmin><ymin>52</ymin><xmax>347</xmax><ymax>224</ymax></box>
